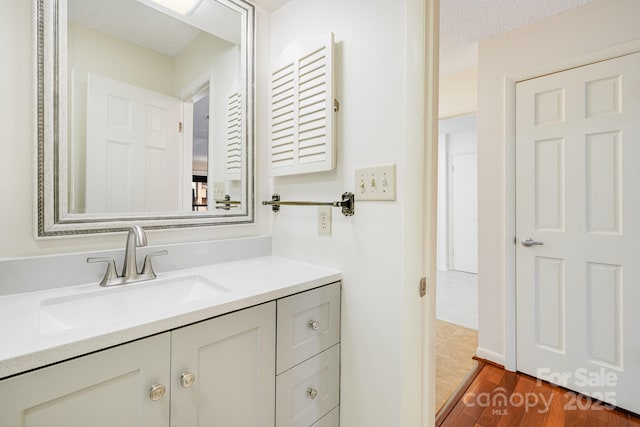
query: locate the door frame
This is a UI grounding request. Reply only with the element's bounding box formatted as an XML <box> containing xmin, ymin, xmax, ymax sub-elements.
<box><xmin>504</xmin><ymin>41</ymin><xmax>640</xmax><ymax>371</ymax></box>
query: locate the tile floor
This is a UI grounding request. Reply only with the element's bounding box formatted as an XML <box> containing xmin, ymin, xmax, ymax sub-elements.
<box><xmin>436</xmin><ymin>319</ymin><xmax>479</xmax><ymax>412</ymax></box>
<box><xmin>435</xmin><ymin>270</ymin><xmax>480</xmax><ymax>412</ymax></box>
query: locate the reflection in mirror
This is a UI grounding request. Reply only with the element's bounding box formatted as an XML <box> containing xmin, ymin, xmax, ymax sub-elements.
<box><xmin>35</xmin><ymin>0</ymin><xmax>254</xmax><ymax>236</ymax></box>
<box><xmin>67</xmin><ymin>0</ymin><xmax>241</xmax><ymax>214</ymax></box>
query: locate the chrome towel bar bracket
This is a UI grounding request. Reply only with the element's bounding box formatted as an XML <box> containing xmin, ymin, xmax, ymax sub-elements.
<box><xmin>262</xmin><ymin>192</ymin><xmax>355</xmax><ymax>216</ymax></box>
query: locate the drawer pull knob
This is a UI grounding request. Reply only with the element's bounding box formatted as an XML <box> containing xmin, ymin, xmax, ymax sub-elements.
<box><xmin>149</xmin><ymin>384</ymin><xmax>166</xmax><ymax>401</ymax></box>
<box><xmin>308</xmin><ymin>320</ymin><xmax>320</xmax><ymax>330</ymax></box>
<box><xmin>181</xmin><ymin>372</ymin><xmax>196</xmax><ymax>388</ymax></box>
<box><xmin>307</xmin><ymin>387</ymin><xmax>319</xmax><ymax>399</ymax></box>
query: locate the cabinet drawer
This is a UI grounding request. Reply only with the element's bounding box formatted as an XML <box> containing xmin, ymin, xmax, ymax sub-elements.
<box><xmin>311</xmin><ymin>407</ymin><xmax>339</xmax><ymax>426</ymax></box>
<box><xmin>276</xmin><ymin>344</ymin><xmax>340</xmax><ymax>427</ymax></box>
<box><xmin>277</xmin><ymin>282</ymin><xmax>340</xmax><ymax>373</ymax></box>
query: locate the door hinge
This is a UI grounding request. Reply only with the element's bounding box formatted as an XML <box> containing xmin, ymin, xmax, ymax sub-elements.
<box><xmin>179</xmin><ymin>121</ymin><xmax>183</xmax><ymax>133</ymax></box>
<box><xmin>419</xmin><ymin>277</ymin><xmax>427</xmax><ymax>298</ymax></box>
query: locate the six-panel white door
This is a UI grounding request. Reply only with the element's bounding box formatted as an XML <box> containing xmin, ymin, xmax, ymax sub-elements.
<box><xmin>516</xmin><ymin>52</ymin><xmax>640</xmax><ymax>414</ymax></box>
<box><xmin>85</xmin><ymin>73</ymin><xmax>183</xmax><ymax>213</ymax></box>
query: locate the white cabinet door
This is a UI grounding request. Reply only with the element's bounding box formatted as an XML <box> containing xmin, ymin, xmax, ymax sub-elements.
<box><xmin>171</xmin><ymin>302</ymin><xmax>276</xmax><ymax>426</ymax></box>
<box><xmin>0</xmin><ymin>333</ymin><xmax>171</xmax><ymax>427</ymax></box>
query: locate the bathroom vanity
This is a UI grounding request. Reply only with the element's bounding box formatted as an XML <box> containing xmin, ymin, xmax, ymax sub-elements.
<box><xmin>0</xmin><ymin>256</ymin><xmax>341</xmax><ymax>427</ymax></box>
<box><xmin>9</xmin><ymin>0</ymin><xmax>345</xmax><ymax>423</ymax></box>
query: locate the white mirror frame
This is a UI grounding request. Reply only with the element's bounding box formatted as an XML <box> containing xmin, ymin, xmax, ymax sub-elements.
<box><xmin>34</xmin><ymin>0</ymin><xmax>255</xmax><ymax>237</ymax></box>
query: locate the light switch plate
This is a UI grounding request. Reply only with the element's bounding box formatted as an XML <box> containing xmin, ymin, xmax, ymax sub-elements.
<box><xmin>354</xmin><ymin>164</ymin><xmax>396</xmax><ymax>201</ymax></box>
<box><xmin>213</xmin><ymin>182</ymin><xmax>225</xmax><ymax>200</ymax></box>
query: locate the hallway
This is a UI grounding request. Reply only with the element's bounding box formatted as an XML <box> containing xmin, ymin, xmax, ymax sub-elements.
<box><xmin>436</xmin><ymin>270</ymin><xmax>478</xmax><ymax>330</ymax></box>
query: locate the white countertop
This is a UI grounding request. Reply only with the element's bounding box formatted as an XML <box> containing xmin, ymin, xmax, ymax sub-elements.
<box><xmin>0</xmin><ymin>256</ymin><xmax>341</xmax><ymax>379</ymax></box>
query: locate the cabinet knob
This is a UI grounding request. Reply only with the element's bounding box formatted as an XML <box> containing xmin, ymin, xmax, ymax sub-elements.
<box><xmin>181</xmin><ymin>372</ymin><xmax>196</xmax><ymax>388</ymax></box>
<box><xmin>149</xmin><ymin>384</ymin><xmax>166</xmax><ymax>401</ymax></box>
<box><xmin>307</xmin><ymin>387</ymin><xmax>318</xmax><ymax>399</ymax></box>
<box><xmin>308</xmin><ymin>320</ymin><xmax>320</xmax><ymax>330</ymax></box>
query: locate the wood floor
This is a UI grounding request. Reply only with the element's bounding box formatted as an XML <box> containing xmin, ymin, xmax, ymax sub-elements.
<box><xmin>438</xmin><ymin>363</ymin><xmax>640</xmax><ymax>427</ymax></box>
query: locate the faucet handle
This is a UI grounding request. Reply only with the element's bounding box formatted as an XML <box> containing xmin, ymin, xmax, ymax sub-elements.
<box><xmin>141</xmin><ymin>250</ymin><xmax>168</xmax><ymax>278</ymax></box>
<box><xmin>87</xmin><ymin>257</ymin><xmax>120</xmax><ymax>287</ymax></box>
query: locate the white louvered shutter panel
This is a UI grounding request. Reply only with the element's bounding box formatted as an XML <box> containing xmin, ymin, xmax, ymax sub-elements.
<box><xmin>226</xmin><ymin>91</ymin><xmax>241</xmax><ymax>180</ymax></box>
<box><xmin>270</xmin><ymin>33</ymin><xmax>336</xmax><ymax>176</ymax></box>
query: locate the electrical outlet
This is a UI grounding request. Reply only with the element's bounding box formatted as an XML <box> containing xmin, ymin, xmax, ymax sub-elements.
<box><xmin>213</xmin><ymin>182</ymin><xmax>225</xmax><ymax>200</ymax></box>
<box><xmin>318</xmin><ymin>206</ymin><xmax>332</xmax><ymax>236</ymax></box>
<box><xmin>354</xmin><ymin>164</ymin><xmax>396</xmax><ymax>200</ymax></box>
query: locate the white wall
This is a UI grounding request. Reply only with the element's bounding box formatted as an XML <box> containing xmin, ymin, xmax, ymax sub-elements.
<box><xmin>68</xmin><ymin>22</ymin><xmax>175</xmax><ymax>96</ymax></box>
<box><xmin>477</xmin><ymin>0</ymin><xmax>640</xmax><ymax>367</ymax></box>
<box><xmin>174</xmin><ymin>32</ymin><xmax>236</xmax><ymax>96</ymax></box>
<box><xmin>268</xmin><ymin>0</ymin><xmax>427</xmax><ymax>425</ymax></box>
<box><xmin>439</xmin><ymin>67</ymin><xmax>477</xmax><ymax>119</ymax></box>
<box><xmin>0</xmin><ymin>1</ymin><xmax>270</xmax><ymax>258</ymax></box>
<box><xmin>174</xmin><ymin>32</ymin><xmax>239</xmax><ymax>191</ymax></box>
<box><xmin>436</xmin><ymin>133</ymin><xmax>447</xmax><ymax>270</ymax></box>
<box><xmin>437</xmin><ymin>114</ymin><xmax>477</xmax><ymax>272</ymax></box>
<box><xmin>437</xmin><ymin>68</ymin><xmax>477</xmax><ymax>270</ymax></box>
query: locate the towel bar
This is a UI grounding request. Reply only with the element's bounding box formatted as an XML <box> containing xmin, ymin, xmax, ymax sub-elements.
<box><xmin>262</xmin><ymin>192</ymin><xmax>355</xmax><ymax>216</ymax></box>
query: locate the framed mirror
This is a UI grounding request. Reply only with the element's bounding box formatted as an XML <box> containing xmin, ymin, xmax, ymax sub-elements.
<box><xmin>35</xmin><ymin>0</ymin><xmax>255</xmax><ymax>237</ymax></box>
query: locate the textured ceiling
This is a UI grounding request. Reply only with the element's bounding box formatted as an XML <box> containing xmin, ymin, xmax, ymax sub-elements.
<box><xmin>68</xmin><ymin>0</ymin><xmax>240</xmax><ymax>58</ymax></box>
<box><xmin>440</xmin><ymin>0</ymin><xmax>597</xmax><ymax>76</ymax></box>
<box><xmin>69</xmin><ymin>0</ymin><xmax>201</xmax><ymax>57</ymax></box>
<box><xmin>251</xmin><ymin>0</ymin><xmax>290</xmax><ymax>12</ymax></box>
<box><xmin>69</xmin><ymin>0</ymin><xmax>599</xmax><ymax>77</ymax></box>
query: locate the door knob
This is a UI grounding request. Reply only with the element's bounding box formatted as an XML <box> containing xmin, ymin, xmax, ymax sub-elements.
<box><xmin>521</xmin><ymin>236</ymin><xmax>544</xmax><ymax>247</ymax></box>
<box><xmin>180</xmin><ymin>372</ymin><xmax>196</xmax><ymax>388</ymax></box>
<box><xmin>149</xmin><ymin>384</ymin><xmax>166</xmax><ymax>401</ymax></box>
<box><xmin>308</xmin><ymin>320</ymin><xmax>320</xmax><ymax>330</ymax></box>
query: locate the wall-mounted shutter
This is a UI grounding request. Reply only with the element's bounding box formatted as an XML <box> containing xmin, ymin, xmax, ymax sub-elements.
<box><xmin>226</xmin><ymin>91</ymin><xmax>241</xmax><ymax>180</ymax></box>
<box><xmin>270</xmin><ymin>33</ymin><xmax>336</xmax><ymax>176</ymax></box>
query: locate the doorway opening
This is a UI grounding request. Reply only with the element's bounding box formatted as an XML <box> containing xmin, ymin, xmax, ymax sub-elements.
<box><xmin>434</xmin><ymin>114</ymin><xmax>480</xmax><ymax>413</ymax></box>
<box><xmin>191</xmin><ymin>90</ymin><xmax>210</xmax><ymax>211</ymax></box>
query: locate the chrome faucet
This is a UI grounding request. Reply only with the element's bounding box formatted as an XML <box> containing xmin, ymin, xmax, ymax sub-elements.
<box><xmin>122</xmin><ymin>225</ymin><xmax>147</xmax><ymax>280</ymax></box>
<box><xmin>87</xmin><ymin>226</ymin><xmax>167</xmax><ymax>287</ymax></box>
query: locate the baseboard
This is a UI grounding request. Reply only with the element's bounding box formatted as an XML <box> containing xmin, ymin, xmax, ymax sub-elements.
<box><xmin>475</xmin><ymin>347</ymin><xmax>505</xmax><ymax>367</ymax></box>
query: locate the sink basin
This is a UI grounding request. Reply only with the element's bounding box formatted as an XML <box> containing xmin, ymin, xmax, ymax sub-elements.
<box><xmin>39</xmin><ymin>276</ymin><xmax>230</xmax><ymax>334</ymax></box>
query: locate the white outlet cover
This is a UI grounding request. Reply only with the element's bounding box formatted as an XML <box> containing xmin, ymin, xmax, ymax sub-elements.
<box><xmin>318</xmin><ymin>206</ymin><xmax>332</xmax><ymax>236</ymax></box>
<box><xmin>354</xmin><ymin>164</ymin><xmax>396</xmax><ymax>201</ymax></box>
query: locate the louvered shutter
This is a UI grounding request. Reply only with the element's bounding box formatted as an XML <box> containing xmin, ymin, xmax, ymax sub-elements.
<box><xmin>270</xmin><ymin>33</ymin><xmax>336</xmax><ymax>176</ymax></box>
<box><xmin>226</xmin><ymin>91</ymin><xmax>241</xmax><ymax>180</ymax></box>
